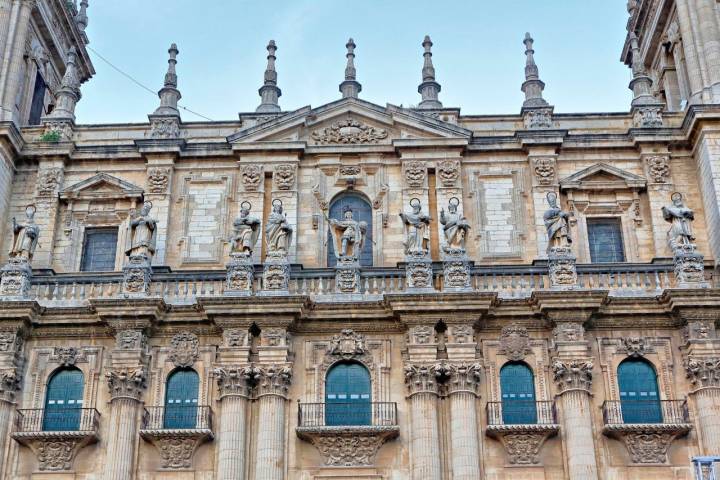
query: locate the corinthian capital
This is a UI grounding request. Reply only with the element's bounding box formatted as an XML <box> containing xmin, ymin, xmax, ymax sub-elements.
<box><xmin>252</xmin><ymin>364</ymin><xmax>292</xmax><ymax>398</ymax></box>
<box><xmin>214</xmin><ymin>365</ymin><xmax>254</xmax><ymax>398</ymax></box>
<box><xmin>105</xmin><ymin>366</ymin><xmax>146</xmax><ymax>401</ymax></box>
<box><xmin>446</xmin><ymin>363</ymin><xmax>482</xmax><ymax>395</ymax></box>
<box><xmin>552</xmin><ymin>358</ymin><xmax>593</xmax><ymax>393</ymax></box>
<box><xmin>404</xmin><ymin>362</ymin><xmax>449</xmax><ymax>396</ymax></box>
<box><xmin>685</xmin><ymin>357</ymin><xmax>720</xmax><ymax>389</ymax></box>
<box><xmin>0</xmin><ymin>368</ymin><xmax>20</xmax><ymax>402</ymax></box>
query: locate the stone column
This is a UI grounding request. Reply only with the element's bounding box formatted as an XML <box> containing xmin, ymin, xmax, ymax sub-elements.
<box><xmin>0</xmin><ymin>1</ymin><xmax>14</xmax><ymax>67</ymax></box>
<box><xmin>675</xmin><ymin>0</ymin><xmax>706</xmax><ymax>102</ymax></box>
<box><xmin>552</xmin><ymin>358</ymin><xmax>599</xmax><ymax>480</ymax></box>
<box><xmin>0</xmin><ymin>0</ymin><xmax>34</xmax><ymax>122</ymax></box>
<box><xmin>253</xmin><ymin>364</ymin><xmax>292</xmax><ymax>480</ymax></box>
<box><xmin>0</xmin><ymin>321</ymin><xmax>24</xmax><ymax>479</ymax></box>
<box><xmin>404</xmin><ymin>363</ymin><xmax>444</xmax><ymax>480</ymax></box>
<box><xmin>102</xmin><ymin>329</ymin><xmax>148</xmax><ymax>480</ymax></box>
<box><xmin>214</xmin><ymin>366</ymin><xmax>252</xmax><ymax>480</ymax></box>
<box><xmin>686</xmin><ymin>355</ymin><xmax>720</xmax><ymax>455</ymax></box>
<box><xmin>446</xmin><ymin>363</ymin><xmax>482</xmax><ymax>480</ymax></box>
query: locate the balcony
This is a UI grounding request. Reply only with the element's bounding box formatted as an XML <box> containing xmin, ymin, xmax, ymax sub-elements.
<box><xmin>12</xmin><ymin>408</ymin><xmax>99</xmax><ymax>471</ymax></box>
<box><xmin>602</xmin><ymin>400</ymin><xmax>692</xmax><ymax>464</ymax></box>
<box><xmin>485</xmin><ymin>401</ymin><xmax>560</xmax><ymax>465</ymax></box>
<box><xmin>139</xmin><ymin>405</ymin><xmax>213</xmax><ymax>470</ymax></box>
<box><xmin>296</xmin><ymin>402</ymin><xmax>399</xmax><ymax>467</ymax></box>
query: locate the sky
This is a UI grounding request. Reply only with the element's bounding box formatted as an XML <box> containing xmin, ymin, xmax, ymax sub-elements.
<box><xmin>75</xmin><ymin>0</ymin><xmax>632</xmax><ymax>124</ymax></box>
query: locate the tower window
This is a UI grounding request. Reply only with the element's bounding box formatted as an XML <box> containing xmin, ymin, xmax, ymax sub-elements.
<box><xmin>81</xmin><ymin>228</ymin><xmax>118</xmax><ymax>272</ymax></box>
<box><xmin>587</xmin><ymin>218</ymin><xmax>625</xmax><ymax>263</ymax></box>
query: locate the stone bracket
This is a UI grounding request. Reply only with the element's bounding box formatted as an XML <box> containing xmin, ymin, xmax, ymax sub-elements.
<box><xmin>602</xmin><ymin>423</ymin><xmax>691</xmax><ymax>464</ymax></box>
<box><xmin>486</xmin><ymin>424</ymin><xmax>559</xmax><ymax>465</ymax></box>
<box><xmin>140</xmin><ymin>428</ymin><xmax>213</xmax><ymax>469</ymax></box>
<box><xmin>12</xmin><ymin>430</ymin><xmax>98</xmax><ymax>472</ymax></box>
<box><xmin>296</xmin><ymin>425</ymin><xmax>399</xmax><ymax>467</ymax></box>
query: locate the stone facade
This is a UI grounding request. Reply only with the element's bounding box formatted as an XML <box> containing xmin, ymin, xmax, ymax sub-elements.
<box><xmin>2</xmin><ymin>1</ymin><xmax>720</xmax><ymax>479</ymax></box>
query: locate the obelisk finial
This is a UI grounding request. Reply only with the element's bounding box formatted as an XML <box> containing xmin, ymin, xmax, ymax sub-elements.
<box><xmin>45</xmin><ymin>47</ymin><xmax>81</xmax><ymax>121</ymax></box>
<box><xmin>339</xmin><ymin>38</ymin><xmax>361</xmax><ymax>99</ymax></box>
<box><xmin>75</xmin><ymin>0</ymin><xmax>89</xmax><ymax>32</ymax></box>
<box><xmin>257</xmin><ymin>40</ymin><xmax>282</xmax><ymax>113</ymax></box>
<box><xmin>417</xmin><ymin>35</ymin><xmax>442</xmax><ymax>109</ymax></box>
<box><xmin>152</xmin><ymin>43</ymin><xmax>181</xmax><ymax>116</ymax></box>
<box><xmin>521</xmin><ymin>32</ymin><xmax>549</xmax><ymax>108</ymax></box>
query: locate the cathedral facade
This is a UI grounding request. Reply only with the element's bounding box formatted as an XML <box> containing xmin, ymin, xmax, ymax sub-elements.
<box><xmin>1</xmin><ymin>0</ymin><xmax>720</xmax><ymax>479</ymax></box>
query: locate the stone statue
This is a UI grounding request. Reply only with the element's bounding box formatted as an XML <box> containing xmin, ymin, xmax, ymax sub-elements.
<box><xmin>400</xmin><ymin>198</ymin><xmax>431</xmax><ymax>256</ymax></box>
<box><xmin>662</xmin><ymin>192</ymin><xmax>695</xmax><ymax>251</ymax></box>
<box><xmin>9</xmin><ymin>205</ymin><xmax>39</xmax><ymax>261</ymax></box>
<box><xmin>230</xmin><ymin>201</ymin><xmax>261</xmax><ymax>257</ymax></box>
<box><xmin>265</xmin><ymin>199</ymin><xmax>293</xmax><ymax>255</ymax></box>
<box><xmin>329</xmin><ymin>206</ymin><xmax>367</xmax><ymax>261</ymax></box>
<box><xmin>543</xmin><ymin>192</ymin><xmax>572</xmax><ymax>251</ymax></box>
<box><xmin>440</xmin><ymin>197</ymin><xmax>470</xmax><ymax>253</ymax></box>
<box><xmin>126</xmin><ymin>201</ymin><xmax>157</xmax><ymax>260</ymax></box>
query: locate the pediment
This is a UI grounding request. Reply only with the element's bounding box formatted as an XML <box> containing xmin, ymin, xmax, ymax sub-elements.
<box><xmin>227</xmin><ymin>98</ymin><xmax>471</xmax><ymax>146</ymax></box>
<box><xmin>559</xmin><ymin>163</ymin><xmax>646</xmax><ymax>191</ymax></box>
<box><xmin>60</xmin><ymin>173</ymin><xmax>144</xmax><ymax>200</ymax></box>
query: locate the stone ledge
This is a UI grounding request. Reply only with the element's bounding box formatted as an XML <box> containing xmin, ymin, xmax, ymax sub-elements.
<box><xmin>602</xmin><ymin>423</ymin><xmax>692</xmax><ymax>464</ymax></box>
<box><xmin>12</xmin><ymin>430</ymin><xmax>98</xmax><ymax>472</ymax></box>
<box><xmin>296</xmin><ymin>425</ymin><xmax>399</xmax><ymax>467</ymax></box>
<box><xmin>139</xmin><ymin>428</ymin><xmax>213</xmax><ymax>469</ymax></box>
<box><xmin>486</xmin><ymin>424</ymin><xmax>559</xmax><ymax>465</ymax></box>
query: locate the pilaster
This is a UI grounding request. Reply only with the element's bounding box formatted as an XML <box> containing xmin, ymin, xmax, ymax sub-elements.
<box><xmin>31</xmin><ymin>157</ymin><xmax>66</xmax><ymax>268</ymax></box>
<box><xmin>253</xmin><ymin>363</ymin><xmax>292</xmax><ymax>480</ymax></box>
<box><xmin>0</xmin><ymin>0</ymin><xmax>34</xmax><ymax>123</ymax></box>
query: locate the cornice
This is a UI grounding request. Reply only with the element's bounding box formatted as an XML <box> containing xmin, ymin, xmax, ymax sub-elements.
<box><xmin>0</xmin><ymin>122</ymin><xmax>25</xmax><ymax>157</ymax></box>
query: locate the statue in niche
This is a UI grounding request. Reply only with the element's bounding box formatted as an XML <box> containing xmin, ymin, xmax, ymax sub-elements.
<box><xmin>543</xmin><ymin>192</ymin><xmax>572</xmax><ymax>251</ymax></box>
<box><xmin>126</xmin><ymin>201</ymin><xmax>157</xmax><ymax>260</ymax></box>
<box><xmin>662</xmin><ymin>192</ymin><xmax>695</xmax><ymax>251</ymax></box>
<box><xmin>440</xmin><ymin>197</ymin><xmax>470</xmax><ymax>254</ymax></box>
<box><xmin>9</xmin><ymin>205</ymin><xmax>39</xmax><ymax>261</ymax></box>
<box><xmin>400</xmin><ymin>198</ymin><xmax>431</xmax><ymax>256</ymax></box>
<box><xmin>265</xmin><ymin>199</ymin><xmax>293</xmax><ymax>255</ymax></box>
<box><xmin>328</xmin><ymin>206</ymin><xmax>367</xmax><ymax>262</ymax></box>
<box><xmin>229</xmin><ymin>201</ymin><xmax>261</xmax><ymax>257</ymax></box>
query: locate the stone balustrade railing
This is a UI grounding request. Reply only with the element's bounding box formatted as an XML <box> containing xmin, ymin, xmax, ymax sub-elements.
<box><xmin>23</xmin><ymin>260</ymin><xmax>713</xmax><ymax>306</ymax></box>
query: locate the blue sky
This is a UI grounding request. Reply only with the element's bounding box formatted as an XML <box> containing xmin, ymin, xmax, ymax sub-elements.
<box><xmin>75</xmin><ymin>0</ymin><xmax>631</xmax><ymax>124</ymax></box>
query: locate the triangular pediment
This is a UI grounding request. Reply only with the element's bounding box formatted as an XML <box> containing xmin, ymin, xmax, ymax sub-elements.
<box><xmin>227</xmin><ymin>97</ymin><xmax>471</xmax><ymax>146</ymax></box>
<box><xmin>60</xmin><ymin>173</ymin><xmax>144</xmax><ymax>200</ymax></box>
<box><xmin>560</xmin><ymin>163</ymin><xmax>646</xmax><ymax>191</ymax></box>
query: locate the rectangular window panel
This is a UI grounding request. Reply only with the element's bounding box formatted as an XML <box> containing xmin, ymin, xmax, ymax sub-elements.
<box><xmin>28</xmin><ymin>71</ymin><xmax>47</xmax><ymax>126</ymax></box>
<box><xmin>587</xmin><ymin>218</ymin><xmax>625</xmax><ymax>263</ymax></box>
<box><xmin>81</xmin><ymin>228</ymin><xmax>119</xmax><ymax>272</ymax></box>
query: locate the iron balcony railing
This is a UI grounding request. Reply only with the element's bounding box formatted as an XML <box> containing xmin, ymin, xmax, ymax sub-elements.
<box><xmin>297</xmin><ymin>402</ymin><xmax>398</xmax><ymax>428</ymax></box>
<box><xmin>141</xmin><ymin>405</ymin><xmax>212</xmax><ymax>431</ymax></box>
<box><xmin>486</xmin><ymin>401</ymin><xmax>557</xmax><ymax>426</ymax></box>
<box><xmin>14</xmin><ymin>408</ymin><xmax>100</xmax><ymax>433</ymax></box>
<box><xmin>694</xmin><ymin>456</ymin><xmax>720</xmax><ymax>480</ymax></box>
<box><xmin>602</xmin><ymin>399</ymin><xmax>690</xmax><ymax>425</ymax></box>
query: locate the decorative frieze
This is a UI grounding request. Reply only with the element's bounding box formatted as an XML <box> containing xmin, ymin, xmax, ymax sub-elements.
<box><xmin>311</xmin><ymin>118</ymin><xmax>388</xmax><ymax>145</ymax></box>
<box><xmin>168</xmin><ymin>332</ymin><xmax>199</xmax><ymax>368</ymax></box>
<box><xmin>685</xmin><ymin>357</ymin><xmax>720</xmax><ymax>388</ymax></box>
<box><xmin>105</xmin><ymin>366</ymin><xmax>147</xmax><ymax>401</ymax></box>
<box><xmin>149</xmin><ymin>117</ymin><xmax>180</xmax><ymax>139</ymax></box>
<box><xmin>50</xmin><ymin>347</ymin><xmax>83</xmax><ymax>366</ymax></box>
<box><xmin>633</xmin><ymin>106</ymin><xmax>663</xmax><ymax>128</ymax></box>
<box><xmin>552</xmin><ymin>358</ymin><xmax>593</xmax><ymax>393</ymax></box>
<box><xmin>645</xmin><ymin>155</ymin><xmax>670</xmax><ymax>183</ymax></box>
<box><xmin>617</xmin><ymin>337</ymin><xmax>650</xmax><ymax>357</ymax></box>
<box><xmin>498</xmin><ymin>325</ymin><xmax>532</xmax><ymax>361</ymax></box>
<box><xmin>146</xmin><ymin>167</ymin><xmax>171</xmax><ymax>194</ymax></box>
<box><xmin>523</xmin><ymin>108</ymin><xmax>553</xmax><ymax>129</ymax></box>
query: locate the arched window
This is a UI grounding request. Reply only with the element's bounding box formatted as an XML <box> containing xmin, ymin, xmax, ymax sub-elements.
<box><xmin>164</xmin><ymin>368</ymin><xmax>199</xmax><ymax>429</ymax></box>
<box><xmin>500</xmin><ymin>362</ymin><xmax>537</xmax><ymax>424</ymax></box>
<box><xmin>618</xmin><ymin>358</ymin><xmax>662</xmax><ymax>423</ymax></box>
<box><xmin>325</xmin><ymin>361</ymin><xmax>371</xmax><ymax>426</ymax></box>
<box><xmin>43</xmin><ymin>367</ymin><xmax>84</xmax><ymax>431</ymax></box>
<box><xmin>327</xmin><ymin>192</ymin><xmax>373</xmax><ymax>267</ymax></box>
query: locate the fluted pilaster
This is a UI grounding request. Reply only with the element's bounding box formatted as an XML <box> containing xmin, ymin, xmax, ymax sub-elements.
<box><xmin>0</xmin><ymin>398</ymin><xmax>15</xmax><ymax>478</ymax></box>
<box><xmin>253</xmin><ymin>364</ymin><xmax>291</xmax><ymax>480</ymax></box>
<box><xmin>405</xmin><ymin>363</ymin><xmax>445</xmax><ymax>480</ymax></box>
<box><xmin>686</xmin><ymin>357</ymin><xmax>720</xmax><ymax>454</ymax></box>
<box><xmin>447</xmin><ymin>363</ymin><xmax>481</xmax><ymax>479</ymax></box>
<box><xmin>0</xmin><ymin>0</ymin><xmax>34</xmax><ymax>122</ymax></box>
<box><xmin>214</xmin><ymin>366</ymin><xmax>252</xmax><ymax>479</ymax></box>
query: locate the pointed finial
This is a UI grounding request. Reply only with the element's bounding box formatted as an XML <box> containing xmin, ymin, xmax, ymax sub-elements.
<box><xmin>75</xmin><ymin>0</ymin><xmax>88</xmax><ymax>32</ymax></box>
<box><xmin>417</xmin><ymin>35</ymin><xmax>442</xmax><ymax>109</ymax></box>
<box><xmin>152</xmin><ymin>43</ymin><xmax>181</xmax><ymax>117</ymax></box>
<box><xmin>627</xmin><ymin>32</ymin><xmax>663</xmax><ymax>123</ymax></box>
<box><xmin>339</xmin><ymin>38</ymin><xmax>361</xmax><ymax>98</ymax></box>
<box><xmin>257</xmin><ymin>40</ymin><xmax>282</xmax><ymax>113</ymax></box>
<box><xmin>521</xmin><ymin>32</ymin><xmax>549</xmax><ymax>109</ymax></box>
<box><xmin>44</xmin><ymin>47</ymin><xmax>81</xmax><ymax>122</ymax></box>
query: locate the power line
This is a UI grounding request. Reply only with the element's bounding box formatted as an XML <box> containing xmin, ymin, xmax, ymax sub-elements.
<box><xmin>86</xmin><ymin>46</ymin><xmax>215</xmax><ymax>121</ymax></box>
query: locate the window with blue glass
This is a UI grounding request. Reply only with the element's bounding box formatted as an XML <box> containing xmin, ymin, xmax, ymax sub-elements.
<box><xmin>587</xmin><ymin>218</ymin><xmax>626</xmax><ymax>263</ymax></box>
<box><xmin>327</xmin><ymin>192</ymin><xmax>373</xmax><ymax>267</ymax></box>
<box><xmin>618</xmin><ymin>358</ymin><xmax>662</xmax><ymax>423</ymax></box>
<box><xmin>81</xmin><ymin>228</ymin><xmax>118</xmax><ymax>272</ymax></box>
<box><xmin>43</xmin><ymin>368</ymin><xmax>84</xmax><ymax>431</ymax></box>
<box><xmin>164</xmin><ymin>368</ymin><xmax>199</xmax><ymax>429</ymax></box>
<box><xmin>500</xmin><ymin>362</ymin><xmax>537</xmax><ymax>425</ymax></box>
<box><xmin>325</xmin><ymin>361</ymin><xmax>371</xmax><ymax>426</ymax></box>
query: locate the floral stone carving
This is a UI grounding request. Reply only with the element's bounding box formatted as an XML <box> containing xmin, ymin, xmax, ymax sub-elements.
<box><xmin>147</xmin><ymin>167</ymin><xmax>170</xmax><ymax>194</ymax></box>
<box><xmin>498</xmin><ymin>325</ymin><xmax>532</xmax><ymax>361</ymax></box>
<box><xmin>533</xmin><ymin>157</ymin><xmax>556</xmax><ymax>185</ymax></box>
<box><xmin>240</xmin><ymin>164</ymin><xmax>262</xmax><ymax>191</ymax></box>
<box><xmin>437</xmin><ymin>160</ymin><xmax>460</xmax><ymax>187</ymax></box>
<box><xmin>106</xmin><ymin>366</ymin><xmax>146</xmax><ymax>400</ymax></box>
<box><xmin>685</xmin><ymin>356</ymin><xmax>720</xmax><ymax>388</ymax></box>
<box><xmin>140</xmin><ymin>430</ymin><xmax>213</xmax><ymax>469</ymax></box>
<box><xmin>274</xmin><ymin>164</ymin><xmax>296</xmax><ymax>190</ymax></box>
<box><xmin>311</xmin><ymin>118</ymin><xmax>388</xmax><ymax>145</ymax></box>
<box><xmin>169</xmin><ymin>332</ymin><xmax>199</xmax><ymax>367</ymax></box>
<box><xmin>552</xmin><ymin>358</ymin><xmax>593</xmax><ymax>392</ymax></box>
<box><xmin>645</xmin><ymin>156</ymin><xmax>670</xmax><ymax>183</ymax></box>
<box><xmin>296</xmin><ymin>426</ymin><xmax>399</xmax><ymax>467</ymax></box>
<box><xmin>13</xmin><ymin>434</ymin><xmax>98</xmax><ymax>472</ymax></box>
<box><xmin>403</xmin><ymin>160</ymin><xmax>426</xmax><ymax>188</ymax></box>
<box><xmin>603</xmin><ymin>424</ymin><xmax>691</xmax><ymax>464</ymax></box>
<box><xmin>36</xmin><ymin>168</ymin><xmax>63</xmax><ymax>197</ymax></box>
<box><xmin>486</xmin><ymin>424</ymin><xmax>559</xmax><ymax>465</ymax></box>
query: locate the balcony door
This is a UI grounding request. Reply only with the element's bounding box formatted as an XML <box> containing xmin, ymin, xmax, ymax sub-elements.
<box><xmin>164</xmin><ymin>368</ymin><xmax>199</xmax><ymax>429</ymax></box>
<box><xmin>500</xmin><ymin>362</ymin><xmax>537</xmax><ymax>424</ymax></box>
<box><xmin>325</xmin><ymin>361</ymin><xmax>371</xmax><ymax>426</ymax></box>
<box><xmin>43</xmin><ymin>368</ymin><xmax>84</xmax><ymax>431</ymax></box>
<box><xmin>618</xmin><ymin>359</ymin><xmax>662</xmax><ymax>423</ymax></box>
